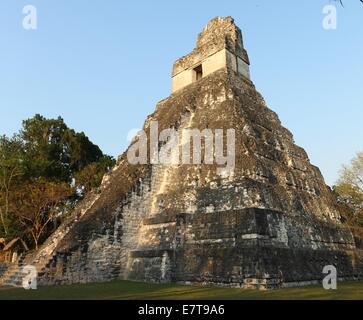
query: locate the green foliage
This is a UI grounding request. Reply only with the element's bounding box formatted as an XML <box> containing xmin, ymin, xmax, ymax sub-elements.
<box><xmin>0</xmin><ymin>135</ymin><xmax>25</xmax><ymax>238</ymax></box>
<box><xmin>334</xmin><ymin>151</ymin><xmax>363</xmax><ymax>228</ymax></box>
<box><xmin>11</xmin><ymin>178</ymin><xmax>73</xmax><ymax>250</ymax></box>
<box><xmin>0</xmin><ymin>115</ymin><xmax>115</xmax><ymax>250</ymax></box>
<box><xmin>20</xmin><ymin>114</ymin><xmax>105</xmax><ymax>182</ymax></box>
<box><xmin>75</xmin><ymin>155</ymin><xmax>115</xmax><ymax>195</ymax></box>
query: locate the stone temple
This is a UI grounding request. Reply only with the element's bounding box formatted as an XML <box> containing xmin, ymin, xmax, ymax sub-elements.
<box><xmin>1</xmin><ymin>16</ymin><xmax>362</xmax><ymax>289</ymax></box>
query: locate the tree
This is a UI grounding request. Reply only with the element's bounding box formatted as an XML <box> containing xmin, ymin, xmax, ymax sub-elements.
<box><xmin>335</xmin><ymin>0</ymin><xmax>363</xmax><ymax>6</ymax></box>
<box><xmin>11</xmin><ymin>179</ymin><xmax>73</xmax><ymax>250</ymax></box>
<box><xmin>75</xmin><ymin>155</ymin><xmax>115</xmax><ymax>195</ymax></box>
<box><xmin>334</xmin><ymin>151</ymin><xmax>363</xmax><ymax>226</ymax></box>
<box><xmin>20</xmin><ymin>114</ymin><xmax>105</xmax><ymax>183</ymax></box>
<box><xmin>0</xmin><ymin>135</ymin><xmax>25</xmax><ymax>237</ymax></box>
<box><xmin>0</xmin><ymin>114</ymin><xmax>115</xmax><ymax>250</ymax></box>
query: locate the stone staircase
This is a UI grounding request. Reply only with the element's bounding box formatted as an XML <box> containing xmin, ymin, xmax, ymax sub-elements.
<box><xmin>0</xmin><ymin>255</ymin><xmax>27</xmax><ymax>287</ymax></box>
<box><xmin>0</xmin><ymin>191</ymin><xmax>101</xmax><ymax>287</ymax></box>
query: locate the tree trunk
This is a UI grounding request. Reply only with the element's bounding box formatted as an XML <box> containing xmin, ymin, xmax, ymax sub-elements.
<box><xmin>0</xmin><ymin>207</ymin><xmax>8</xmax><ymax>235</ymax></box>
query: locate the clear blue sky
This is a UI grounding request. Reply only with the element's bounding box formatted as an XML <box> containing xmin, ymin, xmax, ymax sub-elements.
<box><xmin>0</xmin><ymin>0</ymin><xmax>362</xmax><ymax>186</ymax></box>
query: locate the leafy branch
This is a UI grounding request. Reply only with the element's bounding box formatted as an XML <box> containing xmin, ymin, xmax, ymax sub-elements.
<box><xmin>335</xmin><ymin>0</ymin><xmax>363</xmax><ymax>7</ymax></box>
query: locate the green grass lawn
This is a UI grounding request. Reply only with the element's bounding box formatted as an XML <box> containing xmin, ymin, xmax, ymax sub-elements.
<box><xmin>0</xmin><ymin>280</ymin><xmax>363</xmax><ymax>300</ymax></box>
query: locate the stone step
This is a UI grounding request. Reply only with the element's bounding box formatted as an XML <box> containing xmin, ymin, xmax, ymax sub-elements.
<box><xmin>0</xmin><ymin>264</ymin><xmax>43</xmax><ymax>288</ymax></box>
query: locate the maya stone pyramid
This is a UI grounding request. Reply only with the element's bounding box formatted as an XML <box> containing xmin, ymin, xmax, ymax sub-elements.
<box><xmin>2</xmin><ymin>16</ymin><xmax>362</xmax><ymax>289</ymax></box>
